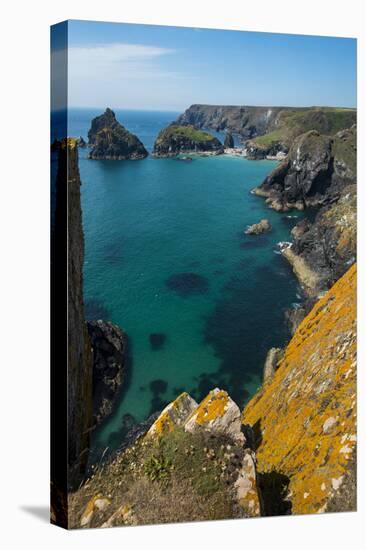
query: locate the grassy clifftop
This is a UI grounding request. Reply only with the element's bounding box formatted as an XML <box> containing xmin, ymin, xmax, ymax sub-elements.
<box><xmin>156</xmin><ymin>124</ymin><xmax>219</xmax><ymax>143</ymax></box>
<box><xmin>153</xmin><ymin>124</ymin><xmax>223</xmax><ymax>156</ymax></box>
<box><xmin>243</xmin><ymin>263</ymin><xmax>357</xmax><ymax>515</ymax></box>
<box><xmin>249</xmin><ymin>107</ymin><xmax>356</xmax><ymax>149</ymax></box>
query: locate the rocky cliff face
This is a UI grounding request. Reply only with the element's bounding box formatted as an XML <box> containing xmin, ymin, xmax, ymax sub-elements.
<box><xmin>55</xmin><ymin>139</ymin><xmax>128</xmax><ymax>501</ymax></box>
<box><xmin>88</xmin><ymin>108</ymin><xmax>148</xmax><ymax>160</ymax></box>
<box><xmin>252</xmin><ymin>125</ymin><xmax>356</xmax><ymax>300</ymax></box>
<box><xmin>243</xmin><ymin>264</ymin><xmax>356</xmax><ymax>515</ymax></box>
<box><xmin>177</xmin><ymin>104</ymin><xmax>286</xmax><ymax>138</ymax></box>
<box><xmin>66</xmin><ymin>139</ymin><xmax>94</xmax><ymax>488</ymax></box>
<box><xmin>153</xmin><ymin>124</ymin><xmax>223</xmax><ymax>156</ymax></box>
<box><xmin>87</xmin><ymin>320</ymin><xmax>127</xmax><ymax>425</ymax></box>
<box><xmin>254</xmin><ymin>126</ymin><xmax>356</xmax><ymax>212</ymax></box>
<box><xmin>177</xmin><ymin>104</ymin><xmax>356</xmax><ymax>147</ymax></box>
<box><xmin>286</xmin><ymin>184</ymin><xmax>356</xmax><ymax>298</ymax></box>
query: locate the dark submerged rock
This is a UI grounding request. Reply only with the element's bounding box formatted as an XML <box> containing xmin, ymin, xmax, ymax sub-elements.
<box><xmin>165</xmin><ymin>272</ymin><xmax>209</xmax><ymax>297</ymax></box>
<box><xmin>149</xmin><ymin>333</ymin><xmax>166</xmax><ymax>350</ymax></box>
<box><xmin>150</xmin><ymin>379</ymin><xmax>168</xmax><ymax>395</ymax></box>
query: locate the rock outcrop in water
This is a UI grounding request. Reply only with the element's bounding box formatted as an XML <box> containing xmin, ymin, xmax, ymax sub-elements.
<box><xmin>87</xmin><ymin>320</ymin><xmax>127</xmax><ymax>425</ymax></box>
<box><xmin>245</xmin><ymin>219</ymin><xmax>271</xmax><ymax>235</ymax></box>
<box><xmin>153</xmin><ymin>124</ymin><xmax>223</xmax><ymax>156</ymax></box>
<box><xmin>88</xmin><ymin>108</ymin><xmax>148</xmax><ymax>160</ymax></box>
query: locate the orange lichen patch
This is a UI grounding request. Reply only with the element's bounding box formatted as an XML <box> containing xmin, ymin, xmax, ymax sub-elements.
<box><xmin>146</xmin><ymin>392</ymin><xmax>197</xmax><ymax>438</ymax></box>
<box><xmin>243</xmin><ymin>264</ymin><xmax>357</xmax><ymax>515</ymax></box>
<box><xmin>80</xmin><ymin>494</ymin><xmax>111</xmax><ymax>527</ymax></box>
<box><xmin>192</xmin><ymin>390</ymin><xmax>229</xmax><ymax>425</ymax></box>
<box><xmin>149</xmin><ymin>410</ymin><xmax>175</xmax><ymax>436</ymax></box>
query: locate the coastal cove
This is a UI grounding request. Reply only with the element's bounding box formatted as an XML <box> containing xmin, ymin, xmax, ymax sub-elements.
<box><xmin>67</xmin><ymin>109</ymin><xmax>307</xmax><ymax>454</ymax></box>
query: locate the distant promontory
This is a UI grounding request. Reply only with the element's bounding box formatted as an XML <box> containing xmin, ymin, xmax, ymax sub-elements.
<box><xmin>88</xmin><ymin>108</ymin><xmax>148</xmax><ymax>160</ymax></box>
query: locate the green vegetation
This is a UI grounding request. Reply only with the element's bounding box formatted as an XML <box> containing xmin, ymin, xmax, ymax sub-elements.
<box><xmin>143</xmin><ymin>454</ymin><xmax>174</xmax><ymax>482</ymax></box>
<box><xmin>69</xmin><ymin>427</ymin><xmax>244</xmax><ymax>527</ymax></box>
<box><xmin>332</xmin><ymin>126</ymin><xmax>357</xmax><ymax>176</ymax></box>
<box><xmin>250</xmin><ymin>107</ymin><xmax>356</xmax><ymax>149</ymax></box>
<box><xmin>156</xmin><ymin>124</ymin><xmax>217</xmax><ymax>144</ymax></box>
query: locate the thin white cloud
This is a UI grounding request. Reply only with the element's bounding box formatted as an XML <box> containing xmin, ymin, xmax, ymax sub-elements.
<box><xmin>65</xmin><ymin>42</ymin><xmax>190</xmax><ymax>108</ymax></box>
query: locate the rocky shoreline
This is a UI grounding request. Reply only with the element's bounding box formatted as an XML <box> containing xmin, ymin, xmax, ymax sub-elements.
<box><xmin>55</xmin><ymin>100</ymin><xmax>357</xmax><ymax>526</ymax></box>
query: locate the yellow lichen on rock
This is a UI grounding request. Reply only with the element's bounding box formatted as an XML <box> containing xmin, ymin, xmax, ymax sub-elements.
<box><xmin>101</xmin><ymin>504</ymin><xmax>136</xmax><ymax>528</ymax></box>
<box><xmin>146</xmin><ymin>392</ymin><xmax>197</xmax><ymax>438</ymax></box>
<box><xmin>242</xmin><ymin>264</ymin><xmax>357</xmax><ymax>515</ymax></box>
<box><xmin>185</xmin><ymin>388</ymin><xmax>245</xmax><ymax>444</ymax></box>
<box><xmin>80</xmin><ymin>495</ymin><xmax>111</xmax><ymax>527</ymax></box>
<box><xmin>192</xmin><ymin>389</ymin><xmax>229</xmax><ymax>424</ymax></box>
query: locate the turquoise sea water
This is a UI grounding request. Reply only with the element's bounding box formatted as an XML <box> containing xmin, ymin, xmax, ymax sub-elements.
<box><xmin>66</xmin><ymin>109</ymin><xmax>304</xmax><ymax>452</ymax></box>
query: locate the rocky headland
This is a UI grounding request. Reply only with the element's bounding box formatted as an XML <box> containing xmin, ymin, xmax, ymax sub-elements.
<box><xmin>153</xmin><ymin>124</ymin><xmax>224</xmax><ymax>157</ymax></box>
<box><xmin>248</xmin><ymin>121</ymin><xmax>356</xmax><ymax>306</ymax></box>
<box><xmin>253</xmin><ymin>126</ymin><xmax>356</xmax><ymax>211</ymax></box>
<box><xmin>177</xmin><ymin>104</ymin><xmax>356</xmax><ymax>159</ymax></box>
<box><xmin>88</xmin><ymin>108</ymin><xmax>148</xmax><ymax>160</ymax></box>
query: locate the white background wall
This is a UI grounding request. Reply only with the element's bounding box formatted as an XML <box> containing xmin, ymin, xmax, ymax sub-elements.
<box><xmin>0</xmin><ymin>0</ymin><xmax>364</xmax><ymax>547</ymax></box>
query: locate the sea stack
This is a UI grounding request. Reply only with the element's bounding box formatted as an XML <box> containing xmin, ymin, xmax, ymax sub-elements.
<box><xmin>153</xmin><ymin>124</ymin><xmax>224</xmax><ymax>157</ymax></box>
<box><xmin>88</xmin><ymin>108</ymin><xmax>148</xmax><ymax>160</ymax></box>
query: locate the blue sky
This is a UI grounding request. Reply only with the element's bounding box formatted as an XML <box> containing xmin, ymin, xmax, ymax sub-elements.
<box><xmin>52</xmin><ymin>19</ymin><xmax>357</xmax><ymax>111</ymax></box>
